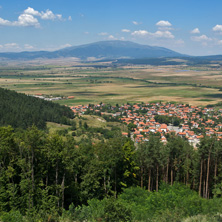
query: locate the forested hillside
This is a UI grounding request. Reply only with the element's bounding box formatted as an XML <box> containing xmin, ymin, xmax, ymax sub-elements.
<box><xmin>1</xmin><ymin>125</ymin><xmax>222</xmax><ymax>221</ymax></box>
<box><xmin>0</xmin><ymin>88</ymin><xmax>74</xmax><ymax>129</ymax></box>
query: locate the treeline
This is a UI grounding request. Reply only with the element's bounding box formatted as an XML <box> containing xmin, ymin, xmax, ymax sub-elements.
<box><xmin>1</xmin><ymin>125</ymin><xmax>222</xmax><ymax>221</ymax></box>
<box><xmin>154</xmin><ymin>115</ymin><xmax>182</xmax><ymax>126</ymax></box>
<box><xmin>138</xmin><ymin>134</ymin><xmax>222</xmax><ymax>199</ymax></box>
<box><xmin>115</xmin><ymin>56</ymin><xmax>221</xmax><ymax>66</ymax></box>
<box><xmin>0</xmin><ymin>88</ymin><xmax>74</xmax><ymax>129</ymax></box>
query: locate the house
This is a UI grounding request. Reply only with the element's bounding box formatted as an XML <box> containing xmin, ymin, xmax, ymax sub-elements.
<box><xmin>159</xmin><ymin>124</ymin><xmax>168</xmax><ymax>133</ymax></box>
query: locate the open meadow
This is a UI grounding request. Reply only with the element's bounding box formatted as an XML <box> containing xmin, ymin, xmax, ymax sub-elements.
<box><xmin>1</xmin><ymin>61</ymin><xmax>222</xmax><ymax>106</ymax></box>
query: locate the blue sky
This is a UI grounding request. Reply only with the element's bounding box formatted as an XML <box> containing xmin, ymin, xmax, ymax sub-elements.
<box><xmin>0</xmin><ymin>0</ymin><xmax>222</xmax><ymax>55</ymax></box>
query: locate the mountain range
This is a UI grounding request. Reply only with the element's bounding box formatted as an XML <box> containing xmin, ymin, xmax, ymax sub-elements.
<box><xmin>0</xmin><ymin>40</ymin><xmax>185</xmax><ymax>60</ymax></box>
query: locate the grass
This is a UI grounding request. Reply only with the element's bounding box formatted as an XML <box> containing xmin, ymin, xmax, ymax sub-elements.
<box><xmin>47</xmin><ymin>122</ymin><xmax>70</xmax><ymax>134</ymax></box>
<box><xmin>1</xmin><ymin>63</ymin><xmax>222</xmax><ymax>106</ymax></box>
<box><xmin>79</xmin><ymin>115</ymin><xmax>107</xmax><ymax>128</ymax></box>
<box><xmin>46</xmin><ymin>116</ymin><xmax>128</xmax><ymax>143</ymax></box>
<box><xmin>198</xmin><ymin>99</ymin><xmax>214</xmax><ymax>101</ymax></box>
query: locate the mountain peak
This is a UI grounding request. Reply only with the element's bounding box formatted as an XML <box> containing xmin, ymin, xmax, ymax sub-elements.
<box><xmin>0</xmin><ymin>40</ymin><xmax>184</xmax><ymax>60</ymax></box>
<box><xmin>56</xmin><ymin>40</ymin><xmax>183</xmax><ymax>59</ymax></box>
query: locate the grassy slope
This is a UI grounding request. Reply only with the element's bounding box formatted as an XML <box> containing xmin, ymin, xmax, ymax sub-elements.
<box><xmin>47</xmin><ymin>115</ymin><xmax>128</xmax><ymax>142</ymax></box>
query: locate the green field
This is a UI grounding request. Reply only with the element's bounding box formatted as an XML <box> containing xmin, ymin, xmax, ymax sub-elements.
<box><xmin>1</xmin><ymin>62</ymin><xmax>222</xmax><ymax>106</ymax></box>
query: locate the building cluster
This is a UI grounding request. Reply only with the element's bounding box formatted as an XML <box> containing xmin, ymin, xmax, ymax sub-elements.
<box><xmin>70</xmin><ymin>102</ymin><xmax>222</xmax><ymax>147</ymax></box>
<box><xmin>33</xmin><ymin>94</ymin><xmax>75</xmax><ymax>101</ymax></box>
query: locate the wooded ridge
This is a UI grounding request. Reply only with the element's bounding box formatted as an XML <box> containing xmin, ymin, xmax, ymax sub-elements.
<box><xmin>0</xmin><ymin>87</ymin><xmax>74</xmax><ymax>129</ymax></box>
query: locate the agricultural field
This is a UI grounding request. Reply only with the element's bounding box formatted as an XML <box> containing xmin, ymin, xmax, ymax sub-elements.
<box><xmin>1</xmin><ymin>61</ymin><xmax>222</xmax><ymax>106</ymax></box>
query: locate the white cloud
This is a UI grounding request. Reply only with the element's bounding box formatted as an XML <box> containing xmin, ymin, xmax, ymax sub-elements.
<box><xmin>40</xmin><ymin>9</ymin><xmax>62</xmax><ymax>20</ymax></box>
<box><xmin>107</xmin><ymin>35</ymin><xmax>117</xmax><ymax>40</ymax></box>
<box><xmin>24</xmin><ymin>7</ymin><xmax>62</xmax><ymax>20</ymax></box>
<box><xmin>14</xmin><ymin>14</ymin><xmax>40</xmax><ymax>27</ymax></box>
<box><xmin>0</xmin><ymin>18</ymin><xmax>12</xmax><ymax>26</ymax></box>
<box><xmin>0</xmin><ymin>14</ymin><xmax>40</xmax><ymax>27</ymax></box>
<box><xmin>68</xmin><ymin>16</ymin><xmax>72</xmax><ymax>21</ymax></box>
<box><xmin>0</xmin><ymin>7</ymin><xmax>63</xmax><ymax>28</ymax></box>
<box><xmin>131</xmin><ymin>29</ymin><xmax>174</xmax><ymax>39</ymax></box>
<box><xmin>213</xmin><ymin>24</ymin><xmax>222</xmax><ymax>32</ymax></box>
<box><xmin>120</xmin><ymin>37</ymin><xmax>125</xmax><ymax>40</ymax></box>
<box><xmin>84</xmin><ymin>31</ymin><xmax>89</xmax><ymax>35</ymax></box>
<box><xmin>156</xmin><ymin>20</ymin><xmax>172</xmax><ymax>27</ymax></box>
<box><xmin>24</xmin><ymin>44</ymin><xmax>34</xmax><ymax>50</ymax></box>
<box><xmin>191</xmin><ymin>35</ymin><xmax>212</xmax><ymax>42</ymax></box>
<box><xmin>153</xmin><ymin>30</ymin><xmax>174</xmax><ymax>39</ymax></box>
<box><xmin>0</xmin><ymin>43</ymin><xmax>20</xmax><ymax>51</ymax></box>
<box><xmin>131</xmin><ymin>30</ymin><xmax>149</xmax><ymax>36</ymax></box>
<box><xmin>4</xmin><ymin>43</ymin><xmax>19</xmax><ymax>48</ymax></box>
<box><xmin>24</xmin><ymin>7</ymin><xmax>41</xmax><ymax>16</ymax></box>
<box><xmin>121</xmin><ymin>29</ymin><xmax>130</xmax><ymax>33</ymax></box>
<box><xmin>191</xmin><ymin>28</ymin><xmax>200</xmax><ymax>34</ymax></box>
<box><xmin>216</xmin><ymin>40</ymin><xmax>222</xmax><ymax>45</ymax></box>
<box><xmin>60</xmin><ymin>43</ymin><xmax>72</xmax><ymax>48</ymax></box>
<box><xmin>98</xmin><ymin>32</ymin><xmax>108</xmax><ymax>36</ymax></box>
<box><xmin>132</xmin><ymin>21</ymin><xmax>139</xmax><ymax>25</ymax></box>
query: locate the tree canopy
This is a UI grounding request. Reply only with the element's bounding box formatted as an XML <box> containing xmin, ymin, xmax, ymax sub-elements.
<box><xmin>0</xmin><ymin>88</ymin><xmax>74</xmax><ymax>129</ymax></box>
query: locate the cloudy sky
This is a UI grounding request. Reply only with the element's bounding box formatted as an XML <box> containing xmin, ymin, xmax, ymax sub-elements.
<box><xmin>0</xmin><ymin>0</ymin><xmax>222</xmax><ymax>55</ymax></box>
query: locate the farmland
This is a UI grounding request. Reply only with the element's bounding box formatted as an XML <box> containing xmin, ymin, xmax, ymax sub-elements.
<box><xmin>1</xmin><ymin>61</ymin><xmax>222</xmax><ymax>106</ymax></box>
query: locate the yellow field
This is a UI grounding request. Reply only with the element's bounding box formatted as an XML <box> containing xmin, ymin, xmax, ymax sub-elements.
<box><xmin>1</xmin><ymin>62</ymin><xmax>222</xmax><ymax>106</ymax></box>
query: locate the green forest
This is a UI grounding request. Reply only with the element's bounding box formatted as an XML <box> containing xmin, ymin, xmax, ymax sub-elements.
<box><xmin>1</xmin><ymin>124</ymin><xmax>222</xmax><ymax>221</ymax></box>
<box><xmin>0</xmin><ymin>88</ymin><xmax>74</xmax><ymax>129</ymax></box>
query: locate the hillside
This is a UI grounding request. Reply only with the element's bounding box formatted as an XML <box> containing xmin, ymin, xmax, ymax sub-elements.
<box><xmin>0</xmin><ymin>40</ymin><xmax>184</xmax><ymax>60</ymax></box>
<box><xmin>0</xmin><ymin>88</ymin><xmax>74</xmax><ymax>129</ymax></box>
<box><xmin>54</xmin><ymin>40</ymin><xmax>184</xmax><ymax>59</ymax></box>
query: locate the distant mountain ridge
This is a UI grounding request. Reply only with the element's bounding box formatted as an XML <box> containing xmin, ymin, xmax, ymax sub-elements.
<box><xmin>0</xmin><ymin>40</ymin><xmax>185</xmax><ymax>60</ymax></box>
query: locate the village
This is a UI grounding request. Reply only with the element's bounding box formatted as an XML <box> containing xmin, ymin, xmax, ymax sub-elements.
<box><xmin>70</xmin><ymin>102</ymin><xmax>222</xmax><ymax>147</ymax></box>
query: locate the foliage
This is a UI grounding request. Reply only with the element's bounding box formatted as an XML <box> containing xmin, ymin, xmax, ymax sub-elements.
<box><xmin>154</xmin><ymin>114</ymin><xmax>181</xmax><ymax>126</ymax></box>
<box><xmin>0</xmin><ymin>87</ymin><xmax>74</xmax><ymax>129</ymax></box>
<box><xmin>1</xmin><ymin>125</ymin><xmax>222</xmax><ymax>221</ymax></box>
<box><xmin>0</xmin><ymin>210</ymin><xmax>24</xmax><ymax>222</ymax></box>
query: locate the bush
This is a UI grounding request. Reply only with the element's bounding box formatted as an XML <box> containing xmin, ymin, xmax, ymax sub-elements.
<box><xmin>65</xmin><ymin>198</ymin><xmax>132</xmax><ymax>222</ymax></box>
<box><xmin>0</xmin><ymin>210</ymin><xmax>24</xmax><ymax>222</ymax></box>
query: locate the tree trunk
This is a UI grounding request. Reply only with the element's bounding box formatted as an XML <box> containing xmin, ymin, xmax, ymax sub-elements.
<box><xmin>199</xmin><ymin>159</ymin><xmax>203</xmax><ymax>196</ymax></box>
<box><xmin>171</xmin><ymin>168</ymin><xmax>173</xmax><ymax>186</ymax></box>
<box><xmin>31</xmin><ymin>147</ymin><xmax>34</xmax><ymax>208</ymax></box>
<box><xmin>151</xmin><ymin>178</ymin><xmax>154</xmax><ymax>191</ymax></box>
<box><xmin>104</xmin><ymin>174</ymin><xmax>107</xmax><ymax>195</ymax></box>
<box><xmin>141</xmin><ymin>167</ymin><xmax>143</xmax><ymax>188</ymax></box>
<box><xmin>156</xmin><ymin>165</ymin><xmax>159</xmax><ymax>192</ymax></box>
<box><xmin>214</xmin><ymin>158</ymin><xmax>217</xmax><ymax>184</ymax></box>
<box><xmin>162</xmin><ymin>166</ymin><xmax>165</xmax><ymax>183</ymax></box>
<box><xmin>166</xmin><ymin>161</ymin><xmax>169</xmax><ymax>184</ymax></box>
<box><xmin>61</xmin><ymin>173</ymin><xmax>65</xmax><ymax>209</ymax></box>
<box><xmin>108</xmin><ymin>175</ymin><xmax>110</xmax><ymax>194</ymax></box>
<box><xmin>205</xmin><ymin>152</ymin><xmax>211</xmax><ymax>199</ymax></box>
<box><xmin>114</xmin><ymin>168</ymin><xmax>117</xmax><ymax>198</ymax></box>
<box><xmin>75</xmin><ymin>173</ymin><xmax>78</xmax><ymax>184</ymax></box>
<box><xmin>203</xmin><ymin>160</ymin><xmax>206</xmax><ymax>198</ymax></box>
<box><xmin>186</xmin><ymin>154</ymin><xmax>189</xmax><ymax>185</ymax></box>
<box><xmin>148</xmin><ymin>169</ymin><xmax>151</xmax><ymax>192</ymax></box>
<box><xmin>56</xmin><ymin>160</ymin><xmax>59</xmax><ymax>208</ymax></box>
<box><xmin>46</xmin><ymin>174</ymin><xmax>48</xmax><ymax>189</ymax></box>
<box><xmin>186</xmin><ymin>170</ymin><xmax>189</xmax><ymax>186</ymax></box>
<box><xmin>203</xmin><ymin>179</ymin><xmax>205</xmax><ymax>198</ymax></box>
